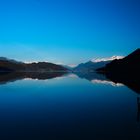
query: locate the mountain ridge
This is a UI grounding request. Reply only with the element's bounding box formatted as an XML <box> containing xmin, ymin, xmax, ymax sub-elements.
<box><xmin>97</xmin><ymin>48</ymin><xmax>140</xmax><ymax>74</ymax></box>
<box><xmin>73</xmin><ymin>55</ymin><xmax>124</xmax><ymax>72</ymax></box>
<box><xmin>96</xmin><ymin>49</ymin><xmax>140</xmax><ymax>94</ymax></box>
<box><xmin>0</xmin><ymin>58</ymin><xmax>68</xmax><ymax>72</ymax></box>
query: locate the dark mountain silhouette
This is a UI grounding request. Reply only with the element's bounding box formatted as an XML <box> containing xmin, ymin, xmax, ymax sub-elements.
<box><xmin>0</xmin><ymin>58</ymin><xmax>68</xmax><ymax>72</ymax></box>
<box><xmin>97</xmin><ymin>49</ymin><xmax>140</xmax><ymax>74</ymax></box>
<box><xmin>26</xmin><ymin>62</ymin><xmax>68</xmax><ymax>72</ymax></box>
<box><xmin>97</xmin><ymin>48</ymin><xmax>140</xmax><ymax>93</ymax></box>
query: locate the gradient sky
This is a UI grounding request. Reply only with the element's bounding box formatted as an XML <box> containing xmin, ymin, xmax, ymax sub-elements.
<box><xmin>0</xmin><ymin>0</ymin><xmax>140</xmax><ymax>65</ymax></box>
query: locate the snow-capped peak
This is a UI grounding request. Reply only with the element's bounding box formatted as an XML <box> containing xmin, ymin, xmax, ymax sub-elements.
<box><xmin>91</xmin><ymin>56</ymin><xmax>124</xmax><ymax>63</ymax></box>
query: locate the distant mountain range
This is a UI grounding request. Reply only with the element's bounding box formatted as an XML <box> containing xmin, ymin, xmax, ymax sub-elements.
<box><xmin>0</xmin><ymin>57</ymin><xmax>68</xmax><ymax>72</ymax></box>
<box><xmin>0</xmin><ymin>49</ymin><xmax>139</xmax><ymax>74</ymax></box>
<box><xmin>73</xmin><ymin>56</ymin><xmax>123</xmax><ymax>72</ymax></box>
<box><xmin>0</xmin><ymin>56</ymin><xmax>124</xmax><ymax>73</ymax></box>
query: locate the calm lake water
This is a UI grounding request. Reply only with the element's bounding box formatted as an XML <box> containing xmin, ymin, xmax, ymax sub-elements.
<box><xmin>0</xmin><ymin>72</ymin><xmax>140</xmax><ymax>140</ymax></box>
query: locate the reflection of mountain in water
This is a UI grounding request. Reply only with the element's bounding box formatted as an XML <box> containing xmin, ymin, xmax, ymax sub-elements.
<box><xmin>91</xmin><ymin>79</ymin><xmax>123</xmax><ymax>87</ymax></box>
<box><xmin>0</xmin><ymin>71</ymin><xmax>139</xmax><ymax>95</ymax></box>
<box><xmin>96</xmin><ymin>49</ymin><xmax>140</xmax><ymax>122</ymax></box>
<box><xmin>101</xmin><ymin>72</ymin><xmax>140</xmax><ymax>122</ymax></box>
<box><xmin>0</xmin><ymin>72</ymin><xmax>67</xmax><ymax>85</ymax></box>
<box><xmin>101</xmin><ymin>72</ymin><xmax>140</xmax><ymax>94</ymax></box>
<box><xmin>0</xmin><ymin>71</ymin><xmax>140</xmax><ymax>121</ymax></box>
<box><xmin>75</xmin><ymin>72</ymin><xmax>123</xmax><ymax>87</ymax></box>
<box><xmin>75</xmin><ymin>72</ymin><xmax>107</xmax><ymax>81</ymax></box>
<box><xmin>75</xmin><ymin>71</ymin><xmax>140</xmax><ymax>122</ymax></box>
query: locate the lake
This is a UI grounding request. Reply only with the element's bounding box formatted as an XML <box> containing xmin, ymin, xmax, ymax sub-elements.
<box><xmin>0</xmin><ymin>72</ymin><xmax>140</xmax><ymax>140</ymax></box>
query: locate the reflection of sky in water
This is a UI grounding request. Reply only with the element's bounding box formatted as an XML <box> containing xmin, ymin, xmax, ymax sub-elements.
<box><xmin>21</xmin><ymin>73</ymin><xmax>124</xmax><ymax>87</ymax></box>
<box><xmin>0</xmin><ymin>73</ymin><xmax>139</xmax><ymax>140</ymax></box>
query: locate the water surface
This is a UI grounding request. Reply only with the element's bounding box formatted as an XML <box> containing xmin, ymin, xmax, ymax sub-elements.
<box><xmin>0</xmin><ymin>72</ymin><xmax>140</xmax><ymax>140</ymax></box>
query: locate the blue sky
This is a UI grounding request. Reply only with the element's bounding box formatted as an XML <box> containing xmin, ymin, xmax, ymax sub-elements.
<box><xmin>0</xmin><ymin>0</ymin><xmax>140</xmax><ymax>65</ymax></box>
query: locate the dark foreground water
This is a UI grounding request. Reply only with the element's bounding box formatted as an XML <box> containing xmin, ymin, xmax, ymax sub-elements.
<box><xmin>0</xmin><ymin>72</ymin><xmax>140</xmax><ymax>140</ymax></box>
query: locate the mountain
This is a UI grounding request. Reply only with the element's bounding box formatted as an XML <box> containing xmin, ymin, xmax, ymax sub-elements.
<box><xmin>73</xmin><ymin>61</ymin><xmax>111</xmax><ymax>72</ymax></box>
<box><xmin>97</xmin><ymin>49</ymin><xmax>140</xmax><ymax>74</ymax></box>
<box><xmin>0</xmin><ymin>58</ymin><xmax>68</xmax><ymax>72</ymax></box>
<box><xmin>73</xmin><ymin>56</ymin><xmax>123</xmax><ymax>72</ymax></box>
<box><xmin>96</xmin><ymin>49</ymin><xmax>140</xmax><ymax>93</ymax></box>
